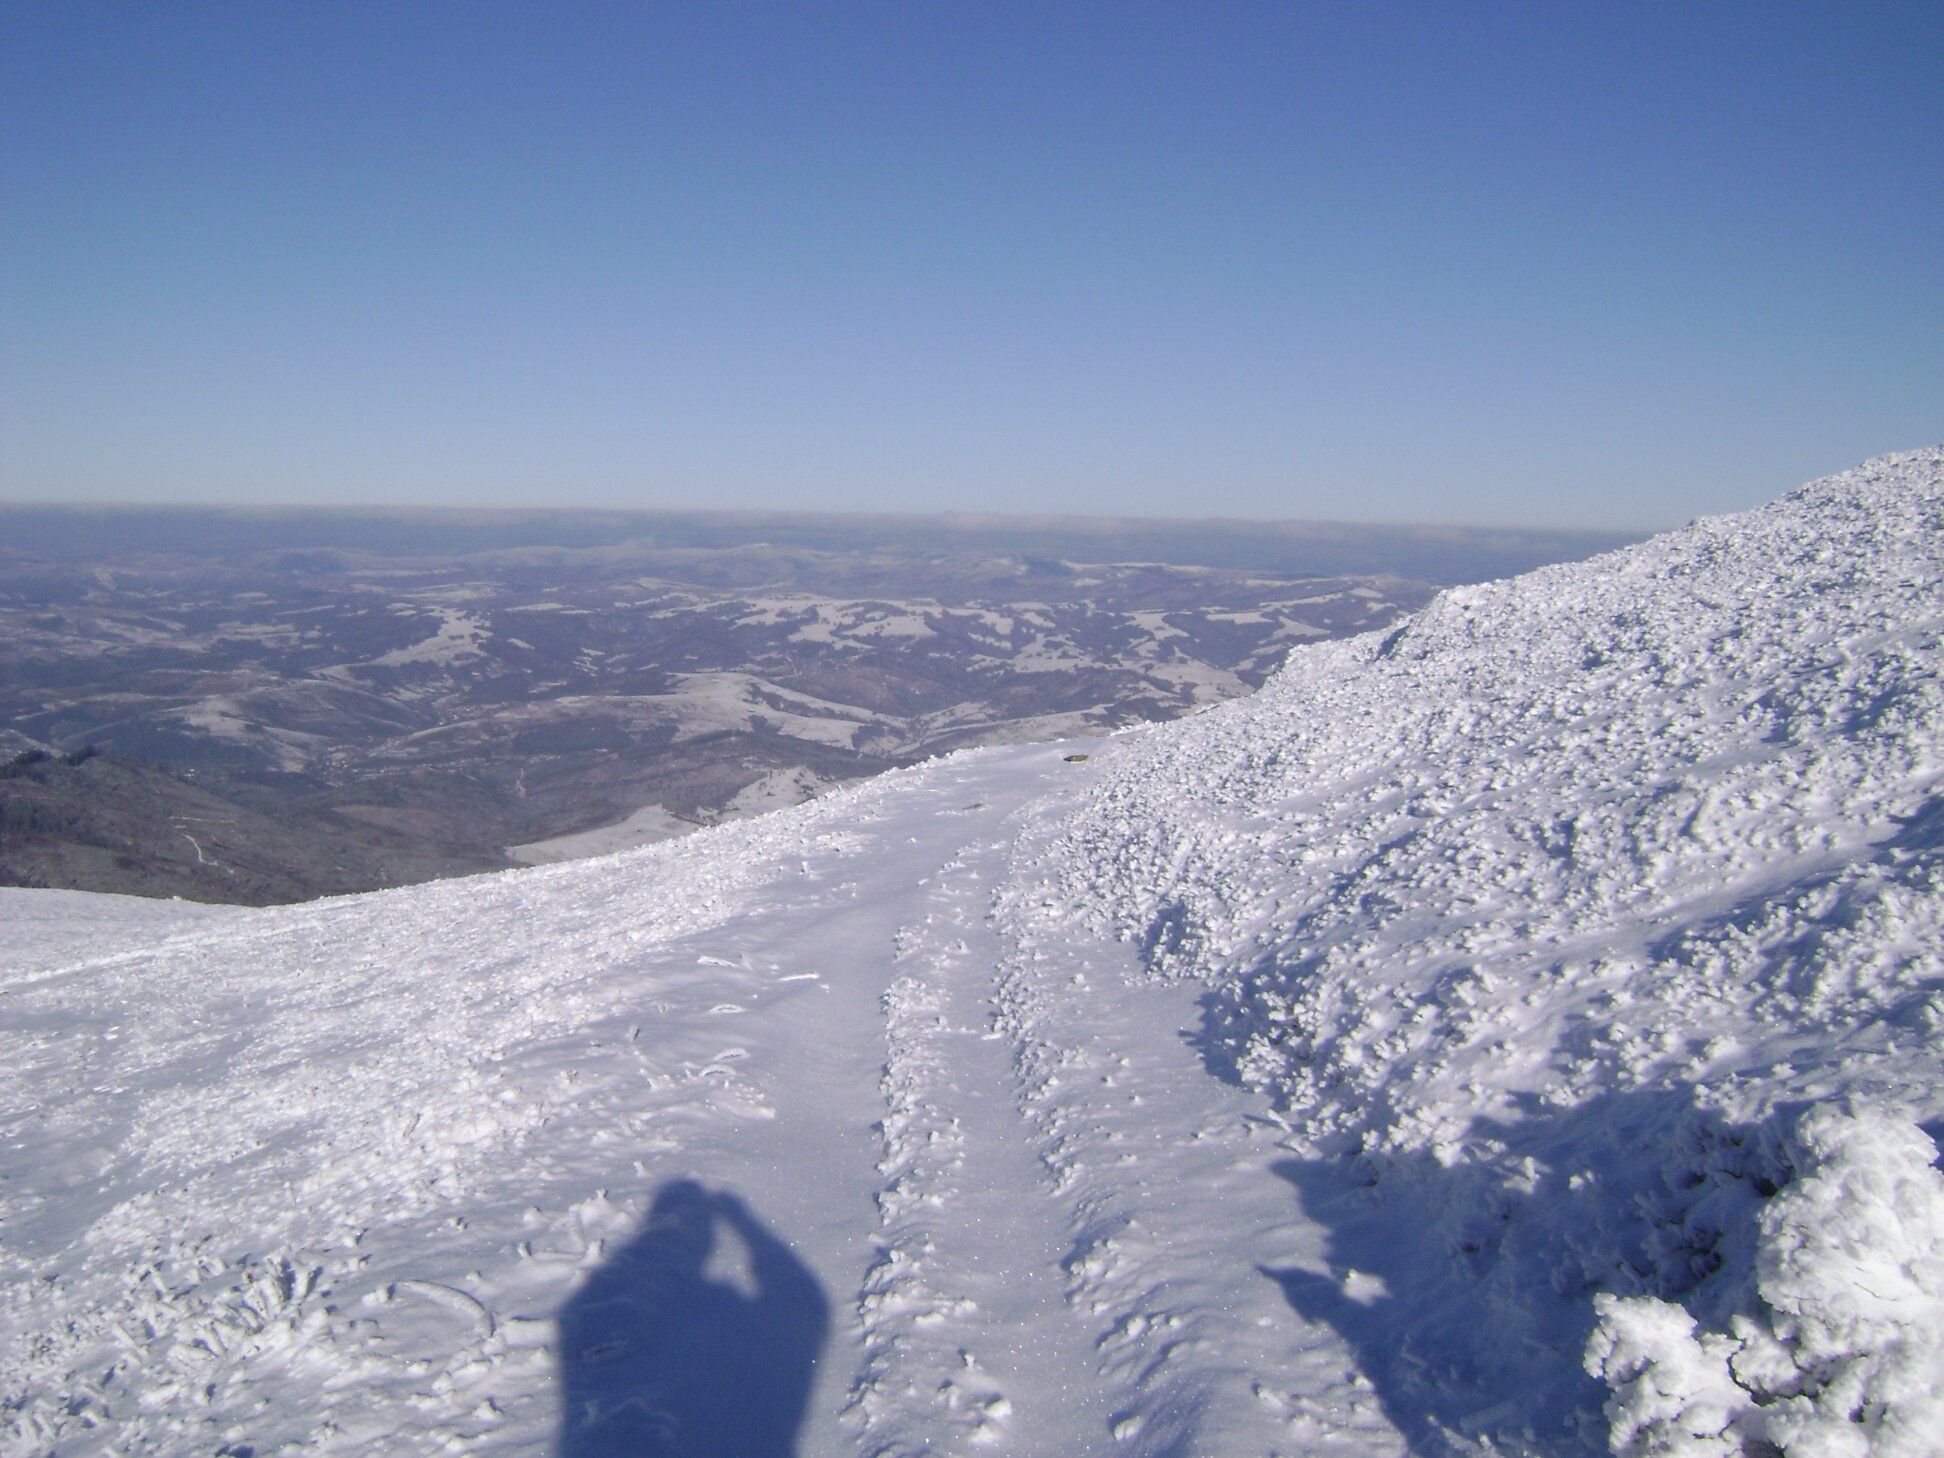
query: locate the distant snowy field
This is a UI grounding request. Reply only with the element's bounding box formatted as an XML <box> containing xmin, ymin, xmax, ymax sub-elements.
<box><xmin>3</xmin><ymin>450</ymin><xmax>1938</xmax><ymax>1456</ymax></box>
<box><xmin>0</xmin><ymin>889</ymin><xmax>230</xmax><ymax>979</ymax></box>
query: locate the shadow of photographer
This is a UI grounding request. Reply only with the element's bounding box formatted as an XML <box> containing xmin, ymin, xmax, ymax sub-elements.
<box><xmin>557</xmin><ymin>1180</ymin><xmax>829</xmax><ymax>1457</ymax></box>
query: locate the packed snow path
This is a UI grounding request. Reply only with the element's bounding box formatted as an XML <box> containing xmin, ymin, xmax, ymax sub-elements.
<box><xmin>0</xmin><ymin>745</ymin><xmax>1381</xmax><ymax>1457</ymax></box>
<box><xmin>5</xmin><ymin>449</ymin><xmax>1942</xmax><ymax>1456</ymax></box>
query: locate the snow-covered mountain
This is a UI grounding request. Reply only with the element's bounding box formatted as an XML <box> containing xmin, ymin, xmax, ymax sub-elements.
<box><xmin>3</xmin><ymin>450</ymin><xmax>1938</xmax><ymax>1457</ymax></box>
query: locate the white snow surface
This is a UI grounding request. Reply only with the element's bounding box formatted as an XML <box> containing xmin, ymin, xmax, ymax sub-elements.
<box><xmin>1035</xmin><ymin>447</ymin><xmax>1944</xmax><ymax>1453</ymax></box>
<box><xmin>3</xmin><ymin>450</ymin><xmax>1940</xmax><ymax>1456</ymax></box>
<box><xmin>505</xmin><ymin>804</ymin><xmax>699</xmax><ymax>865</ymax></box>
<box><xmin>0</xmin><ymin>889</ymin><xmax>232</xmax><ymax>980</ymax></box>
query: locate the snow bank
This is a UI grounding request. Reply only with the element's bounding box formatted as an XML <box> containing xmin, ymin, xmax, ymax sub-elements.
<box><xmin>1035</xmin><ymin>447</ymin><xmax>1944</xmax><ymax>1452</ymax></box>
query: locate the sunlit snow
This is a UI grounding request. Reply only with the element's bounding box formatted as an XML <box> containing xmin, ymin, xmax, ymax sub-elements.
<box><xmin>3</xmin><ymin>450</ymin><xmax>1938</xmax><ymax>1456</ymax></box>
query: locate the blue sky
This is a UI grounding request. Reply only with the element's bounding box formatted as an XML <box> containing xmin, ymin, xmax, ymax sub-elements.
<box><xmin>2</xmin><ymin>2</ymin><xmax>1937</xmax><ymax>528</ymax></box>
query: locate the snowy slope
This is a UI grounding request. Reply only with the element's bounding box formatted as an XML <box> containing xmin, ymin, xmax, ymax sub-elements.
<box><xmin>0</xmin><ymin>889</ymin><xmax>231</xmax><ymax>978</ymax></box>
<box><xmin>3</xmin><ymin>745</ymin><xmax>1349</xmax><ymax>1458</ymax></box>
<box><xmin>1034</xmin><ymin>447</ymin><xmax>1944</xmax><ymax>1454</ymax></box>
<box><xmin>3</xmin><ymin>449</ymin><xmax>1940</xmax><ymax>1457</ymax></box>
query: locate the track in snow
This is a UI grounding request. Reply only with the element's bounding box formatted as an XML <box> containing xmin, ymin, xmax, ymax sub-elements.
<box><xmin>849</xmin><ymin>833</ymin><xmax>1116</xmax><ymax>1454</ymax></box>
<box><xmin>0</xmin><ymin>742</ymin><xmax>1400</xmax><ymax>1457</ymax></box>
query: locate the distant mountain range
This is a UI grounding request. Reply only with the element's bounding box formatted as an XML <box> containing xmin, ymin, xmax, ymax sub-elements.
<box><xmin>0</xmin><ymin>505</ymin><xmax>1629</xmax><ymax>902</ymax></box>
<box><xmin>0</xmin><ymin>501</ymin><xmax>1633</xmax><ymax>581</ymax></box>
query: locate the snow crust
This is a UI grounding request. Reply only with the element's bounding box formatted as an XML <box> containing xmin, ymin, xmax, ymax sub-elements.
<box><xmin>0</xmin><ymin>888</ymin><xmax>233</xmax><ymax>981</ymax></box>
<box><xmin>3</xmin><ymin>449</ymin><xmax>1939</xmax><ymax>1456</ymax></box>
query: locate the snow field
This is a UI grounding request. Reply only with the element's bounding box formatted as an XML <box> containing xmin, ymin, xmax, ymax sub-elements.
<box><xmin>4</xmin><ymin>745</ymin><xmax>1372</xmax><ymax>1455</ymax></box>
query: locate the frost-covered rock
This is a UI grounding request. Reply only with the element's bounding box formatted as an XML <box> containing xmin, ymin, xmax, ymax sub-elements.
<box><xmin>1586</xmin><ymin>1296</ymin><xmax>1748</xmax><ymax>1457</ymax></box>
<box><xmin>1588</xmin><ymin>1104</ymin><xmax>1944</xmax><ymax>1458</ymax></box>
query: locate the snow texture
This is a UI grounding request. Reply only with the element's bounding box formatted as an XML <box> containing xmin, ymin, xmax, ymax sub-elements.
<box><xmin>1588</xmin><ymin>1103</ymin><xmax>1944</xmax><ymax>1458</ymax></box>
<box><xmin>1036</xmin><ymin>447</ymin><xmax>1944</xmax><ymax>1453</ymax></box>
<box><xmin>2</xmin><ymin>449</ymin><xmax>1939</xmax><ymax>1456</ymax></box>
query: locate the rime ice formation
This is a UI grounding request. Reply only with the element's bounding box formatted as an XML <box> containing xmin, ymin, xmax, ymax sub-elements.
<box><xmin>4</xmin><ymin>450</ymin><xmax>1939</xmax><ymax>1456</ymax></box>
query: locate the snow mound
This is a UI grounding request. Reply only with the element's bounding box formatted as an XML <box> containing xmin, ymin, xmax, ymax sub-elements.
<box><xmin>1035</xmin><ymin>447</ymin><xmax>1944</xmax><ymax>1452</ymax></box>
<box><xmin>1590</xmin><ymin>1103</ymin><xmax>1944</xmax><ymax>1458</ymax></box>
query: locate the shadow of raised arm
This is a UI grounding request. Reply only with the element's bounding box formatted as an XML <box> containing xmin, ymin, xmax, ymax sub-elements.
<box><xmin>716</xmin><ymin>1192</ymin><xmax>831</xmax><ymax>1329</ymax></box>
<box><xmin>557</xmin><ymin>1181</ymin><xmax>830</xmax><ymax>1458</ymax></box>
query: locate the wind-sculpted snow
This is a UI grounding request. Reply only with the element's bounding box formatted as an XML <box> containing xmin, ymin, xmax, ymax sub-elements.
<box><xmin>1589</xmin><ymin>1105</ymin><xmax>1944</xmax><ymax>1458</ymax></box>
<box><xmin>1036</xmin><ymin>447</ymin><xmax>1944</xmax><ymax>1452</ymax></box>
<box><xmin>0</xmin><ymin>786</ymin><xmax>853</xmax><ymax>1453</ymax></box>
<box><xmin>3</xmin><ymin>451</ymin><xmax>1938</xmax><ymax>1457</ymax></box>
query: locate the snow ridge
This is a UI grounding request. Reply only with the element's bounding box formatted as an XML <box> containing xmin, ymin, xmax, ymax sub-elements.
<box><xmin>1032</xmin><ymin>446</ymin><xmax>1944</xmax><ymax>1451</ymax></box>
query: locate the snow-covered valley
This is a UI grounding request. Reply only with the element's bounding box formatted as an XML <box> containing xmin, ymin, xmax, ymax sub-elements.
<box><xmin>3</xmin><ymin>450</ymin><xmax>1939</xmax><ymax>1456</ymax></box>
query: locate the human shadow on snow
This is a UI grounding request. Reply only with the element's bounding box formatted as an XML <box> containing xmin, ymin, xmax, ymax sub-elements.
<box><xmin>1260</xmin><ymin>1088</ymin><xmax>1798</xmax><ymax>1458</ymax></box>
<box><xmin>556</xmin><ymin>1180</ymin><xmax>829</xmax><ymax>1457</ymax></box>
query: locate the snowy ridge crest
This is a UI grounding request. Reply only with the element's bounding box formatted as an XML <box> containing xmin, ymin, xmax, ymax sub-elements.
<box><xmin>1031</xmin><ymin>446</ymin><xmax>1944</xmax><ymax>1453</ymax></box>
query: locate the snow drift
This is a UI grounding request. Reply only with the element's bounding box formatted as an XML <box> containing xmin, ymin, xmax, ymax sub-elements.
<box><xmin>1033</xmin><ymin>446</ymin><xmax>1944</xmax><ymax>1452</ymax></box>
<box><xmin>2</xmin><ymin>449</ymin><xmax>1939</xmax><ymax>1457</ymax></box>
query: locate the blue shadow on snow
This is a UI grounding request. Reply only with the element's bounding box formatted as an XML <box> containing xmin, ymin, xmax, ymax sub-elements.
<box><xmin>1259</xmin><ymin>1089</ymin><xmax>1797</xmax><ymax>1457</ymax></box>
<box><xmin>556</xmin><ymin>1180</ymin><xmax>829</xmax><ymax>1457</ymax></box>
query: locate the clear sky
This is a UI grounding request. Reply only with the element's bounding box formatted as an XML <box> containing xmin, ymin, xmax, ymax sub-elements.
<box><xmin>2</xmin><ymin>2</ymin><xmax>1937</xmax><ymax>529</ymax></box>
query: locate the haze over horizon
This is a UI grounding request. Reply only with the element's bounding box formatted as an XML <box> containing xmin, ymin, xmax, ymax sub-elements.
<box><xmin>3</xmin><ymin>2</ymin><xmax>1938</xmax><ymax>530</ymax></box>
